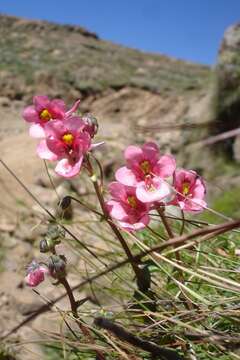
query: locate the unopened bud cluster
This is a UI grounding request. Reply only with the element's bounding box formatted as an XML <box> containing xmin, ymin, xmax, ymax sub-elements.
<box><xmin>48</xmin><ymin>255</ymin><xmax>67</xmax><ymax>279</ymax></box>
<box><xmin>39</xmin><ymin>224</ymin><xmax>65</xmax><ymax>253</ymax></box>
<box><xmin>25</xmin><ymin>223</ymin><xmax>67</xmax><ymax>287</ymax></box>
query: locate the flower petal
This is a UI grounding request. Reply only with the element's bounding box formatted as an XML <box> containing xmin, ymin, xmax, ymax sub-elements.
<box><xmin>108</xmin><ymin>182</ymin><xmax>127</xmax><ymax>201</ymax></box>
<box><xmin>55</xmin><ymin>157</ymin><xmax>83</xmax><ymax>178</ymax></box>
<box><xmin>46</xmin><ymin>137</ymin><xmax>66</xmax><ymax>157</ymax></box>
<box><xmin>184</xmin><ymin>198</ymin><xmax>207</xmax><ymax>212</ymax></box>
<box><xmin>25</xmin><ymin>269</ymin><xmax>45</xmax><ymax>287</ymax></box>
<box><xmin>136</xmin><ymin>179</ymin><xmax>171</xmax><ymax>203</ymax></box>
<box><xmin>63</xmin><ymin>116</ymin><xmax>85</xmax><ymax>134</ymax></box>
<box><xmin>29</xmin><ymin>123</ymin><xmax>46</xmax><ymax>138</ymax></box>
<box><xmin>33</xmin><ymin>95</ymin><xmax>50</xmax><ymax>112</ymax></box>
<box><xmin>154</xmin><ymin>155</ymin><xmax>176</xmax><ymax>178</ymax></box>
<box><xmin>22</xmin><ymin>106</ymin><xmax>39</xmax><ymax>123</ymax></box>
<box><xmin>118</xmin><ymin>214</ymin><xmax>150</xmax><ymax>232</ymax></box>
<box><xmin>142</xmin><ymin>142</ymin><xmax>159</xmax><ymax>162</ymax></box>
<box><xmin>115</xmin><ymin>166</ymin><xmax>138</xmax><ymax>186</ymax></box>
<box><xmin>44</xmin><ymin>120</ymin><xmax>66</xmax><ymax>138</ymax></box>
<box><xmin>124</xmin><ymin>145</ymin><xmax>143</xmax><ymax>166</ymax></box>
<box><xmin>37</xmin><ymin>140</ymin><xmax>58</xmax><ymax>161</ymax></box>
<box><xmin>50</xmin><ymin>99</ymin><xmax>66</xmax><ymax>113</ymax></box>
<box><xmin>106</xmin><ymin>199</ymin><xmax>128</xmax><ymax>221</ymax></box>
<box><xmin>90</xmin><ymin>141</ymin><xmax>105</xmax><ymax>150</ymax></box>
<box><xmin>66</xmin><ymin>99</ymin><xmax>81</xmax><ymax>116</ymax></box>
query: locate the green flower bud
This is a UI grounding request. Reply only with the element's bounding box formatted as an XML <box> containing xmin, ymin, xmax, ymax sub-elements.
<box><xmin>40</xmin><ymin>239</ymin><xmax>49</xmax><ymax>253</ymax></box>
<box><xmin>46</xmin><ymin>224</ymin><xmax>65</xmax><ymax>245</ymax></box>
<box><xmin>48</xmin><ymin>255</ymin><xmax>66</xmax><ymax>278</ymax></box>
<box><xmin>39</xmin><ymin>238</ymin><xmax>55</xmax><ymax>253</ymax></box>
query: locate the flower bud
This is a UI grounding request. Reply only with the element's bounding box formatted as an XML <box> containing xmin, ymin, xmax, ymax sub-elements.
<box><xmin>39</xmin><ymin>239</ymin><xmax>49</xmax><ymax>253</ymax></box>
<box><xmin>25</xmin><ymin>260</ymin><xmax>48</xmax><ymax>287</ymax></box>
<box><xmin>82</xmin><ymin>113</ymin><xmax>98</xmax><ymax>138</ymax></box>
<box><xmin>39</xmin><ymin>238</ymin><xmax>54</xmax><ymax>253</ymax></box>
<box><xmin>48</xmin><ymin>255</ymin><xmax>66</xmax><ymax>278</ymax></box>
<box><xmin>59</xmin><ymin>196</ymin><xmax>71</xmax><ymax>210</ymax></box>
<box><xmin>46</xmin><ymin>224</ymin><xmax>65</xmax><ymax>245</ymax></box>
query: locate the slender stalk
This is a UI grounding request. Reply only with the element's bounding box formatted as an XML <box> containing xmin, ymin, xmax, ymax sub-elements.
<box><xmin>60</xmin><ymin>277</ymin><xmax>105</xmax><ymax>360</ymax></box>
<box><xmin>146</xmin><ymin>225</ymin><xmax>166</xmax><ymax>241</ymax></box>
<box><xmin>179</xmin><ymin>210</ymin><xmax>186</xmax><ymax>236</ymax></box>
<box><xmin>50</xmin><ymin>232</ymin><xmax>105</xmax><ymax>359</ymax></box>
<box><xmin>85</xmin><ymin>156</ymin><xmax>144</xmax><ymax>289</ymax></box>
<box><xmin>69</xmin><ymin>195</ymin><xmax>104</xmax><ymax>217</ymax></box>
<box><xmin>43</xmin><ymin>160</ymin><xmax>60</xmax><ymax>201</ymax></box>
<box><xmin>157</xmin><ymin>207</ymin><xmax>180</xmax><ymax>261</ymax></box>
<box><xmin>157</xmin><ymin>207</ymin><xmax>193</xmax><ymax>310</ymax></box>
<box><xmin>95</xmin><ymin>317</ymin><xmax>183</xmax><ymax>360</ymax></box>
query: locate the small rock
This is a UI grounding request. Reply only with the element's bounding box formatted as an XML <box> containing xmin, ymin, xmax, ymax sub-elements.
<box><xmin>0</xmin><ymin>215</ymin><xmax>17</xmax><ymax>233</ymax></box>
<box><xmin>0</xmin><ymin>96</ymin><xmax>10</xmax><ymax>107</ymax></box>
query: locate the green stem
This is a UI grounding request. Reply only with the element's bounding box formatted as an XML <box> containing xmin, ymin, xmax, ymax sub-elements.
<box><xmin>180</xmin><ymin>210</ymin><xmax>186</xmax><ymax>236</ymax></box>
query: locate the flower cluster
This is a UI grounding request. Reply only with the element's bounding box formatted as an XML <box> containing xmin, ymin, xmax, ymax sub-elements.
<box><xmin>106</xmin><ymin>142</ymin><xmax>206</xmax><ymax>232</ymax></box>
<box><xmin>23</xmin><ymin>96</ymin><xmax>98</xmax><ymax>178</ymax></box>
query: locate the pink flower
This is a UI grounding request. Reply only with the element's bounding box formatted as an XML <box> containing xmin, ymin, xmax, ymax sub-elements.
<box><xmin>136</xmin><ymin>176</ymin><xmax>172</xmax><ymax>204</ymax></box>
<box><xmin>116</xmin><ymin>142</ymin><xmax>175</xmax><ymax>203</ymax></box>
<box><xmin>25</xmin><ymin>260</ymin><xmax>48</xmax><ymax>287</ymax></box>
<box><xmin>106</xmin><ymin>182</ymin><xmax>150</xmax><ymax>232</ymax></box>
<box><xmin>172</xmin><ymin>169</ymin><xmax>206</xmax><ymax>212</ymax></box>
<box><xmin>37</xmin><ymin>116</ymin><xmax>91</xmax><ymax>178</ymax></box>
<box><xmin>23</xmin><ymin>96</ymin><xmax>80</xmax><ymax>138</ymax></box>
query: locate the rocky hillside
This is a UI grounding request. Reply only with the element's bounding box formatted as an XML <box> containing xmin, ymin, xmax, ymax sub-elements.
<box><xmin>0</xmin><ymin>14</ymin><xmax>239</xmax><ymax>214</ymax></box>
<box><xmin>1</xmin><ymin>14</ymin><xmax>240</xmax><ymax>360</ymax></box>
<box><xmin>0</xmin><ymin>14</ymin><xmax>214</xmax><ymax>162</ymax></box>
<box><xmin>0</xmin><ymin>14</ymin><xmax>210</xmax><ymax>100</ymax></box>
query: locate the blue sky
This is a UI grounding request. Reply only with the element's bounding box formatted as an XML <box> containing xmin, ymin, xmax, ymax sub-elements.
<box><xmin>0</xmin><ymin>0</ymin><xmax>239</xmax><ymax>65</ymax></box>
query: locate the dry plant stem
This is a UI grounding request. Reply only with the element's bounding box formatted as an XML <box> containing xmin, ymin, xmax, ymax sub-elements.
<box><xmin>85</xmin><ymin>156</ymin><xmax>143</xmax><ymax>287</ymax></box>
<box><xmin>0</xmin><ymin>159</ymin><xmax>104</xmax><ymax>263</ymax></box>
<box><xmin>3</xmin><ymin>218</ymin><xmax>240</xmax><ymax>340</ymax></box>
<box><xmin>179</xmin><ymin>210</ymin><xmax>186</xmax><ymax>236</ymax></box>
<box><xmin>94</xmin><ymin>317</ymin><xmax>183</xmax><ymax>360</ymax></box>
<box><xmin>60</xmin><ymin>277</ymin><xmax>105</xmax><ymax>360</ymax></box>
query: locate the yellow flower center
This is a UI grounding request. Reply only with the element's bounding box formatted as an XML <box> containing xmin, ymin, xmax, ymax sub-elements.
<box><xmin>62</xmin><ymin>133</ymin><xmax>74</xmax><ymax>145</ymax></box>
<box><xmin>182</xmin><ymin>182</ymin><xmax>190</xmax><ymax>196</ymax></box>
<box><xmin>140</xmin><ymin>160</ymin><xmax>151</xmax><ymax>175</ymax></box>
<box><xmin>127</xmin><ymin>196</ymin><xmax>137</xmax><ymax>208</ymax></box>
<box><xmin>39</xmin><ymin>109</ymin><xmax>52</xmax><ymax>121</ymax></box>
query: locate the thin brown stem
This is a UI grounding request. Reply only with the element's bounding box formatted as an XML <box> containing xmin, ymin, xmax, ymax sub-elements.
<box><xmin>180</xmin><ymin>210</ymin><xmax>186</xmax><ymax>236</ymax></box>
<box><xmin>146</xmin><ymin>225</ymin><xmax>166</xmax><ymax>241</ymax></box>
<box><xmin>69</xmin><ymin>195</ymin><xmax>104</xmax><ymax>217</ymax></box>
<box><xmin>85</xmin><ymin>156</ymin><xmax>144</xmax><ymax>289</ymax></box>
<box><xmin>60</xmin><ymin>277</ymin><xmax>105</xmax><ymax>360</ymax></box>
